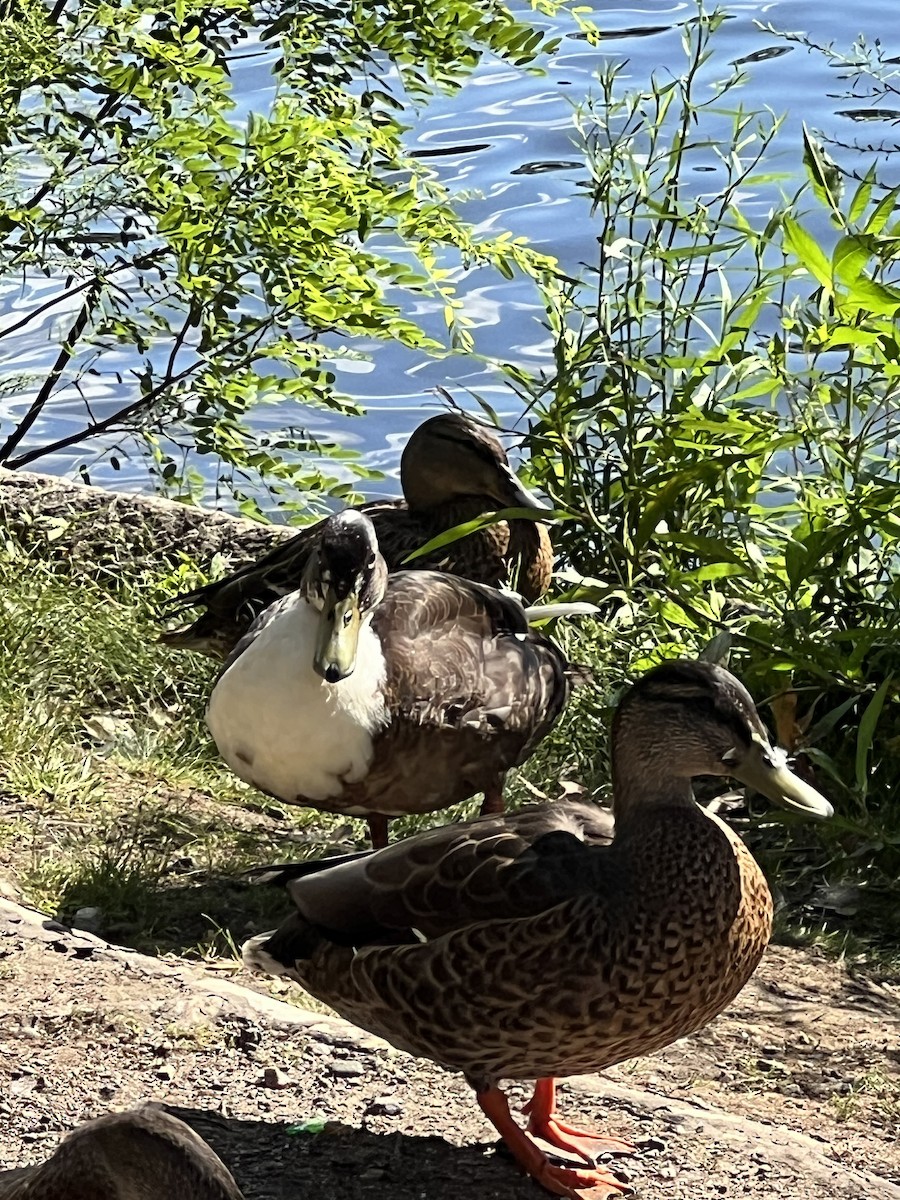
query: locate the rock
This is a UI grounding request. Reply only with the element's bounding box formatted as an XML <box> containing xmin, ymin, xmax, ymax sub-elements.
<box><xmin>330</xmin><ymin>1060</ymin><xmax>365</xmax><ymax>1079</ymax></box>
<box><xmin>0</xmin><ymin>877</ymin><xmax>21</xmax><ymax>901</ymax></box>
<box><xmin>260</xmin><ymin>1066</ymin><xmax>291</xmax><ymax>1089</ymax></box>
<box><xmin>756</xmin><ymin>1057</ymin><xmax>790</xmax><ymax>1074</ymax></box>
<box><xmin>368</xmin><ymin>1095</ymin><xmax>402</xmax><ymax>1117</ymax></box>
<box><xmin>72</xmin><ymin>907</ymin><xmax>103</xmax><ymax>934</ymax></box>
<box><xmin>230</xmin><ymin>1019</ymin><xmax>263</xmax><ymax>1054</ymax></box>
<box><xmin>0</xmin><ymin>466</ymin><xmax>290</xmax><ymax>580</ymax></box>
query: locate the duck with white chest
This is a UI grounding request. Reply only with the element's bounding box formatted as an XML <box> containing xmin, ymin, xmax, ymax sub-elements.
<box><xmin>206</xmin><ymin>510</ymin><xmax>587</xmax><ymax>847</ymax></box>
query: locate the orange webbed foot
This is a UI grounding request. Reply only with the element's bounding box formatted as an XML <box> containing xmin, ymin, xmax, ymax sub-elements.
<box><xmin>532</xmin><ymin>1159</ymin><xmax>632</xmax><ymax>1199</ymax></box>
<box><xmin>477</xmin><ymin>1082</ymin><xmax>634</xmax><ymax>1200</ymax></box>
<box><xmin>523</xmin><ymin>1078</ymin><xmax>636</xmax><ymax>1167</ymax></box>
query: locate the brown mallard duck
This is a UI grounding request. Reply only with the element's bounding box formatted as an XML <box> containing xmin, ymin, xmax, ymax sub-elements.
<box><xmin>0</xmin><ymin>1105</ymin><xmax>243</xmax><ymax>1200</ymax></box>
<box><xmin>162</xmin><ymin>411</ymin><xmax>553</xmax><ymax>660</ymax></box>
<box><xmin>242</xmin><ymin>659</ymin><xmax>833</xmax><ymax>1198</ymax></box>
<box><xmin>206</xmin><ymin>509</ymin><xmax>586</xmax><ymax>848</ymax></box>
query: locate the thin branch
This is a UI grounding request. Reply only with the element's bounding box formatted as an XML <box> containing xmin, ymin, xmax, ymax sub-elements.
<box><xmin>163</xmin><ymin>303</ymin><xmax>199</xmax><ymax>385</ymax></box>
<box><xmin>0</xmin><ymin>280</ymin><xmax>102</xmax><ymax>463</ymax></box>
<box><xmin>0</xmin><ymin>277</ymin><xmax>96</xmax><ymax>343</ymax></box>
<box><xmin>3</xmin><ymin>313</ymin><xmax>314</xmax><ymax>470</ymax></box>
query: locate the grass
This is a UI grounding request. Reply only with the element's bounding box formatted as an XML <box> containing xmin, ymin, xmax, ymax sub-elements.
<box><xmin>1</xmin><ymin>444</ymin><xmax>899</xmax><ymax>981</ymax></box>
<box><xmin>1</xmin><ymin>530</ymin><xmax>898</xmax><ymax>978</ymax></box>
<box><xmin>830</xmin><ymin>1068</ymin><xmax>900</xmax><ymax>1124</ymax></box>
<box><xmin>0</xmin><ymin>540</ymin><xmax>360</xmax><ymax>957</ymax></box>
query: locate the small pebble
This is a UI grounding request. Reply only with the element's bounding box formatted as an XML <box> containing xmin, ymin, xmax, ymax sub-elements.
<box><xmin>330</xmin><ymin>1061</ymin><xmax>365</xmax><ymax>1078</ymax></box>
<box><xmin>756</xmin><ymin>1057</ymin><xmax>789</xmax><ymax>1074</ymax></box>
<box><xmin>261</xmin><ymin>1066</ymin><xmax>292</xmax><ymax>1089</ymax></box>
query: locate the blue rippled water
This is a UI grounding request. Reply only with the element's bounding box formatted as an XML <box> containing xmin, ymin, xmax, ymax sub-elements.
<box><xmin>1</xmin><ymin>0</ymin><xmax>897</xmax><ymax>499</ymax></box>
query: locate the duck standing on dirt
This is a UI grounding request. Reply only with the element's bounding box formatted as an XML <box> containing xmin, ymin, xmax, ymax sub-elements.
<box><xmin>241</xmin><ymin>659</ymin><xmax>833</xmax><ymax>1198</ymax></box>
<box><xmin>206</xmin><ymin>509</ymin><xmax>587</xmax><ymax>848</ymax></box>
<box><xmin>161</xmin><ymin>410</ymin><xmax>553</xmax><ymax>660</ymax></box>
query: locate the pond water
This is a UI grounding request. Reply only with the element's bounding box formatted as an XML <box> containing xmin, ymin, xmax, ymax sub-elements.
<box><xmin>2</xmin><ymin>0</ymin><xmax>898</xmax><ymax>501</ymax></box>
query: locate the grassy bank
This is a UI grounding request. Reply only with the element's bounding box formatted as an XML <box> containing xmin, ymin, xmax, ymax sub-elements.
<box><xmin>0</xmin><ymin>534</ymin><xmax>607</xmax><ymax>960</ymax></box>
<box><xmin>0</xmin><ymin>524</ymin><xmax>896</xmax><ymax>974</ymax></box>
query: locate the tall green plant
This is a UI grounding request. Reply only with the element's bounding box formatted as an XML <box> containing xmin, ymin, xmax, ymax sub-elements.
<box><xmin>504</xmin><ymin>8</ymin><xmax>900</xmax><ymax>926</ymax></box>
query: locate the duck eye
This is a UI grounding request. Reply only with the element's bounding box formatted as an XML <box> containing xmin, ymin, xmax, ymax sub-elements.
<box><xmin>721</xmin><ymin>747</ymin><xmax>739</xmax><ymax>766</ymax></box>
<box><xmin>343</xmin><ymin>610</ymin><xmax>353</xmax><ymax>627</ymax></box>
<box><xmin>367</xmin><ymin>555</ymin><xmax>376</xmax><ymax>569</ymax></box>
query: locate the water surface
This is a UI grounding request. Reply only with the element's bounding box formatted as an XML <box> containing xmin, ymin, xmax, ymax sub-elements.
<box><xmin>1</xmin><ymin>0</ymin><xmax>897</xmax><ymax>501</ymax></box>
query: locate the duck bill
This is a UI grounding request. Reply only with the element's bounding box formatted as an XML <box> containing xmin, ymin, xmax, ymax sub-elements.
<box><xmin>497</xmin><ymin>464</ymin><xmax>553</xmax><ymax>513</ymax></box>
<box><xmin>732</xmin><ymin>739</ymin><xmax>834</xmax><ymax>820</ymax></box>
<box><xmin>313</xmin><ymin>588</ymin><xmax>361</xmax><ymax>683</ymax></box>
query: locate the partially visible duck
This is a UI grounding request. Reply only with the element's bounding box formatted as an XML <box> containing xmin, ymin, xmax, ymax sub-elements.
<box><xmin>242</xmin><ymin>660</ymin><xmax>833</xmax><ymax>1197</ymax></box>
<box><xmin>206</xmin><ymin>509</ymin><xmax>585</xmax><ymax>847</ymax></box>
<box><xmin>161</xmin><ymin>411</ymin><xmax>553</xmax><ymax>660</ymax></box>
<box><xmin>0</xmin><ymin>1104</ymin><xmax>243</xmax><ymax>1200</ymax></box>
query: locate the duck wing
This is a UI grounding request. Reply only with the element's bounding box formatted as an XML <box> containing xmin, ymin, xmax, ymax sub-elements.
<box><xmin>373</xmin><ymin>572</ymin><xmax>574</xmax><ymax>753</ymax></box>
<box><xmin>258</xmin><ymin>800</ymin><xmax>616</xmax><ymax>947</ymax></box>
<box><xmin>166</xmin><ymin>499</ymin><xmax>406</xmax><ymax>616</ymax></box>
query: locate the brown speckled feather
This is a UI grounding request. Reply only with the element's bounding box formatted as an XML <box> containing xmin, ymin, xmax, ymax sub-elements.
<box><xmin>0</xmin><ymin>1104</ymin><xmax>244</xmax><ymax>1200</ymax></box>
<box><xmin>273</xmin><ymin>802</ymin><xmax>616</xmax><ymax>942</ymax></box>
<box><xmin>258</xmin><ymin>799</ymin><xmax>771</xmax><ymax>1088</ymax></box>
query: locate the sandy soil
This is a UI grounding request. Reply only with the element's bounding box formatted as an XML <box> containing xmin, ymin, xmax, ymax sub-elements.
<box><xmin>0</xmin><ymin>898</ymin><xmax>898</xmax><ymax>1200</ymax></box>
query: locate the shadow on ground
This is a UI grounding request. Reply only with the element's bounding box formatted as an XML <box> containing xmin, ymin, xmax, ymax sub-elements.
<box><xmin>166</xmin><ymin>1105</ymin><xmax>540</xmax><ymax>1200</ymax></box>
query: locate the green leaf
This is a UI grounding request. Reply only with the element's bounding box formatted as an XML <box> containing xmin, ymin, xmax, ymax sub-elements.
<box><xmin>782</xmin><ymin>217</ymin><xmax>832</xmax><ymax>289</ymax></box>
<box><xmin>655</xmin><ymin>532</ymin><xmax>744</xmax><ymax>564</ymax></box>
<box><xmin>854</xmin><ymin>676</ymin><xmax>893</xmax><ymax>800</ymax></box>
<box><xmin>401</xmin><ymin>507</ymin><xmax>572</xmax><ymax>564</ymax></box>
<box><xmin>848</xmin><ymin>169</ymin><xmax>875</xmax><ymax>224</ymax></box>
<box><xmin>802</xmin><ymin>124</ymin><xmax>843</xmax><ymax>217</ymax></box>
<box><xmin>831</xmin><ymin>235</ymin><xmax>871</xmax><ymax>286</ymax></box>
<box><xmin>843</xmin><ymin>277</ymin><xmax>900</xmax><ymax>317</ymax></box>
<box><xmin>864</xmin><ymin>186</ymin><xmax>900</xmax><ymax>235</ymax></box>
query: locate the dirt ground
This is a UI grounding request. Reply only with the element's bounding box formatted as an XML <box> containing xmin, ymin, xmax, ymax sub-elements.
<box><xmin>0</xmin><ymin>897</ymin><xmax>898</xmax><ymax>1200</ymax></box>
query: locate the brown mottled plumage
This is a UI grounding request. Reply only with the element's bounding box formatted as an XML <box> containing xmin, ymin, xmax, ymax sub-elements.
<box><xmin>160</xmin><ymin>411</ymin><xmax>553</xmax><ymax>660</ymax></box>
<box><xmin>206</xmin><ymin>511</ymin><xmax>584</xmax><ymax>847</ymax></box>
<box><xmin>0</xmin><ymin>1105</ymin><xmax>243</xmax><ymax>1200</ymax></box>
<box><xmin>242</xmin><ymin>660</ymin><xmax>833</xmax><ymax>1198</ymax></box>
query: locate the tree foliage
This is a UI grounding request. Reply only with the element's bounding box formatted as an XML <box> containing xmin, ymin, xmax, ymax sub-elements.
<box><xmin>0</xmin><ymin>0</ymin><xmax>554</xmax><ymax>511</ymax></box>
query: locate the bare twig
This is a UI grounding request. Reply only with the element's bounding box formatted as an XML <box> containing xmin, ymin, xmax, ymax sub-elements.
<box><xmin>0</xmin><ymin>280</ymin><xmax>102</xmax><ymax>463</ymax></box>
<box><xmin>0</xmin><ymin>277</ymin><xmax>97</xmax><ymax>344</ymax></box>
<box><xmin>2</xmin><ymin>313</ymin><xmax>315</xmax><ymax>470</ymax></box>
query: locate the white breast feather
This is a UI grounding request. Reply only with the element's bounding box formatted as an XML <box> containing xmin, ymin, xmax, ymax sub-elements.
<box><xmin>206</xmin><ymin>595</ymin><xmax>389</xmax><ymax>802</ymax></box>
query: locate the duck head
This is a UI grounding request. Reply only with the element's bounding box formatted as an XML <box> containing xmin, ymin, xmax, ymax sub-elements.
<box><xmin>300</xmin><ymin>511</ymin><xmax>388</xmax><ymax>683</ymax></box>
<box><xmin>400</xmin><ymin>412</ymin><xmax>551</xmax><ymax>514</ymax></box>
<box><xmin>612</xmin><ymin>660</ymin><xmax>834</xmax><ymax>820</ymax></box>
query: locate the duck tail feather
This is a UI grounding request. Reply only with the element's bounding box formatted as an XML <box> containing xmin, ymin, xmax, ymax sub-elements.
<box><xmin>243</xmin><ymin>850</ymin><xmax>372</xmax><ymax>888</ymax></box>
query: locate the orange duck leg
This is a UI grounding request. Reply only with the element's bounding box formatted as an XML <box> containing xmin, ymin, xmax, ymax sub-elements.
<box><xmin>477</xmin><ymin>1084</ymin><xmax>633</xmax><ymax>1199</ymax></box>
<box><xmin>523</xmin><ymin>1077</ymin><xmax>635</xmax><ymax>1165</ymax></box>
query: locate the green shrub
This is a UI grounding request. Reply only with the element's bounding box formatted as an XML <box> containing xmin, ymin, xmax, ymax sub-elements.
<box><xmin>504</xmin><ymin>9</ymin><xmax>900</xmax><ymax>947</ymax></box>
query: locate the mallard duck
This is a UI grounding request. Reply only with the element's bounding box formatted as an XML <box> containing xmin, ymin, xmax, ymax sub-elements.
<box><xmin>206</xmin><ymin>509</ymin><xmax>585</xmax><ymax>848</ymax></box>
<box><xmin>242</xmin><ymin>659</ymin><xmax>833</xmax><ymax>1198</ymax></box>
<box><xmin>0</xmin><ymin>1105</ymin><xmax>243</xmax><ymax>1200</ymax></box>
<box><xmin>162</xmin><ymin>411</ymin><xmax>553</xmax><ymax>660</ymax></box>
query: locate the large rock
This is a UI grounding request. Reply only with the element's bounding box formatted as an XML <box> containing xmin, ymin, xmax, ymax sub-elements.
<box><xmin>0</xmin><ymin>469</ymin><xmax>295</xmax><ymax>579</ymax></box>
